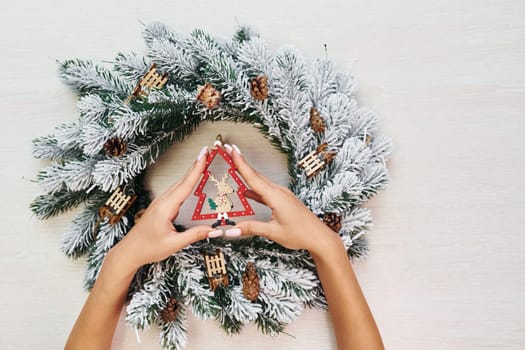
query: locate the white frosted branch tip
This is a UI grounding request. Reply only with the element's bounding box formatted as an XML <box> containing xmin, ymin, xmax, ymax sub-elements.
<box><xmin>352</xmin><ymin>231</ymin><xmax>365</xmax><ymax>241</ymax></box>
<box><xmin>86</xmin><ymin>184</ymin><xmax>98</xmax><ymax>193</ymax></box>
<box><xmin>134</xmin><ymin>328</ymin><xmax>142</xmax><ymax>344</ymax></box>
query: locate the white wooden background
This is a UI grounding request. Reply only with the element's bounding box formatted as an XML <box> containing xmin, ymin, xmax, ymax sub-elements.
<box><xmin>1</xmin><ymin>0</ymin><xmax>524</xmax><ymax>349</ymax></box>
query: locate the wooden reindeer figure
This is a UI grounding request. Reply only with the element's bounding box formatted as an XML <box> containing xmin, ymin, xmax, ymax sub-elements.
<box><xmin>208</xmin><ymin>172</ymin><xmax>236</xmax><ymax>228</ymax></box>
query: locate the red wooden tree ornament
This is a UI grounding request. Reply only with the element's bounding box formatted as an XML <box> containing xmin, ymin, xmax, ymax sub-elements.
<box><xmin>192</xmin><ymin>137</ymin><xmax>254</xmax><ymax>228</ymax></box>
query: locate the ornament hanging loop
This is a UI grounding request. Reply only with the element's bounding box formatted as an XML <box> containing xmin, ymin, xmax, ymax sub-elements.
<box><xmin>214</xmin><ymin>134</ymin><xmax>224</xmax><ymax>147</ymax></box>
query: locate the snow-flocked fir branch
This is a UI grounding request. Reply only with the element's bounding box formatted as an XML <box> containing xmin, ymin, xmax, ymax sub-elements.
<box><xmin>83</xmin><ymin>218</ymin><xmax>129</xmax><ymax>289</ymax></box>
<box><xmin>113</xmin><ymin>52</ymin><xmax>151</xmax><ymax>81</ymax></box>
<box><xmin>58</xmin><ymin>59</ymin><xmax>131</xmax><ymax>97</ymax></box>
<box><xmin>61</xmin><ymin>206</ymin><xmax>99</xmax><ymax>259</ymax></box>
<box><xmin>31</xmin><ymin>22</ymin><xmax>391</xmax><ymax>350</ymax></box>
<box><xmin>127</xmin><ymin>263</ymin><xmax>172</xmax><ymax>330</ymax></box>
<box><xmin>31</xmin><ymin>190</ymin><xmax>91</xmax><ymax>219</ymax></box>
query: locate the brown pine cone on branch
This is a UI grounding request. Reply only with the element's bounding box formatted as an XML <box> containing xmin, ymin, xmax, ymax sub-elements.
<box><xmin>322</xmin><ymin>212</ymin><xmax>342</xmax><ymax>233</ymax></box>
<box><xmin>309</xmin><ymin>106</ymin><xmax>326</xmax><ymax>133</ymax></box>
<box><xmin>250</xmin><ymin>75</ymin><xmax>269</xmax><ymax>100</ymax></box>
<box><xmin>196</xmin><ymin>82</ymin><xmax>221</xmax><ymax>109</ymax></box>
<box><xmin>161</xmin><ymin>298</ymin><xmax>181</xmax><ymax>323</ymax></box>
<box><xmin>104</xmin><ymin>137</ymin><xmax>128</xmax><ymax>157</ymax></box>
<box><xmin>242</xmin><ymin>262</ymin><xmax>260</xmax><ymax>301</ymax></box>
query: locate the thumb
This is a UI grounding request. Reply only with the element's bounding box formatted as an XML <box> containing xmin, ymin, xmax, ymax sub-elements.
<box><xmin>171</xmin><ymin>225</ymin><xmax>212</xmax><ymax>249</ymax></box>
<box><xmin>234</xmin><ymin>220</ymin><xmax>277</xmax><ymax>241</ymax></box>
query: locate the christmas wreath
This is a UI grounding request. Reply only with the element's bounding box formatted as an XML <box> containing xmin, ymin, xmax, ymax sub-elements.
<box><xmin>31</xmin><ymin>22</ymin><xmax>391</xmax><ymax>349</ymax></box>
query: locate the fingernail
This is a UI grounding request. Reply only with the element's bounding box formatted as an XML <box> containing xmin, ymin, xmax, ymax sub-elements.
<box><xmin>232</xmin><ymin>144</ymin><xmax>242</xmax><ymax>155</ymax></box>
<box><xmin>207</xmin><ymin>229</ymin><xmax>223</xmax><ymax>238</ymax></box>
<box><xmin>224</xmin><ymin>144</ymin><xmax>233</xmax><ymax>155</ymax></box>
<box><xmin>225</xmin><ymin>228</ymin><xmax>241</xmax><ymax>237</ymax></box>
<box><xmin>197</xmin><ymin>146</ymin><xmax>208</xmax><ymax>160</ymax></box>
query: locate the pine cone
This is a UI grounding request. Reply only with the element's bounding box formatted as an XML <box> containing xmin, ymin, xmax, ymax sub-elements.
<box><xmin>242</xmin><ymin>262</ymin><xmax>260</xmax><ymax>301</ymax></box>
<box><xmin>309</xmin><ymin>107</ymin><xmax>326</xmax><ymax>133</ymax></box>
<box><xmin>161</xmin><ymin>298</ymin><xmax>180</xmax><ymax>323</ymax></box>
<box><xmin>196</xmin><ymin>82</ymin><xmax>221</xmax><ymax>109</ymax></box>
<box><xmin>104</xmin><ymin>137</ymin><xmax>128</xmax><ymax>157</ymax></box>
<box><xmin>323</xmin><ymin>213</ymin><xmax>342</xmax><ymax>233</ymax></box>
<box><xmin>250</xmin><ymin>75</ymin><xmax>268</xmax><ymax>100</ymax></box>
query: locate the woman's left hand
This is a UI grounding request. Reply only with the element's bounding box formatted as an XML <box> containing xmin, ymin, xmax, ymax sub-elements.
<box><xmin>66</xmin><ymin>146</ymin><xmax>221</xmax><ymax>350</ymax></box>
<box><xmin>110</xmin><ymin>146</ymin><xmax>220</xmax><ymax>272</ymax></box>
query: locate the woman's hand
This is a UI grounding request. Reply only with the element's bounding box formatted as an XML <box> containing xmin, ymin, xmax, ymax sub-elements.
<box><xmin>223</xmin><ymin>144</ymin><xmax>384</xmax><ymax>350</ymax></box>
<box><xmin>222</xmin><ymin>144</ymin><xmax>342</xmax><ymax>258</ymax></box>
<box><xmin>110</xmin><ymin>146</ymin><xmax>221</xmax><ymax>272</ymax></box>
<box><xmin>65</xmin><ymin>146</ymin><xmax>222</xmax><ymax>350</ymax></box>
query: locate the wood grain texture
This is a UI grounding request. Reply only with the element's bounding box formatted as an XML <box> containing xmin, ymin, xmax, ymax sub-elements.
<box><xmin>1</xmin><ymin>0</ymin><xmax>524</xmax><ymax>349</ymax></box>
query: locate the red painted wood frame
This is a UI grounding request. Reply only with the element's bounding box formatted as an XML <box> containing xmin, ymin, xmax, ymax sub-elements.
<box><xmin>192</xmin><ymin>145</ymin><xmax>254</xmax><ymax>221</ymax></box>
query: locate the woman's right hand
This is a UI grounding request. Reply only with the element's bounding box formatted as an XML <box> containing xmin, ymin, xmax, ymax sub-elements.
<box><xmin>224</xmin><ymin>144</ymin><xmax>385</xmax><ymax>350</ymax></box>
<box><xmin>223</xmin><ymin>144</ymin><xmax>343</xmax><ymax>258</ymax></box>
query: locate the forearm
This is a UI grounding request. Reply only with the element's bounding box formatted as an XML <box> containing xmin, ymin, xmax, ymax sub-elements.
<box><xmin>65</xmin><ymin>248</ymin><xmax>136</xmax><ymax>350</ymax></box>
<box><xmin>310</xmin><ymin>236</ymin><xmax>384</xmax><ymax>350</ymax></box>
